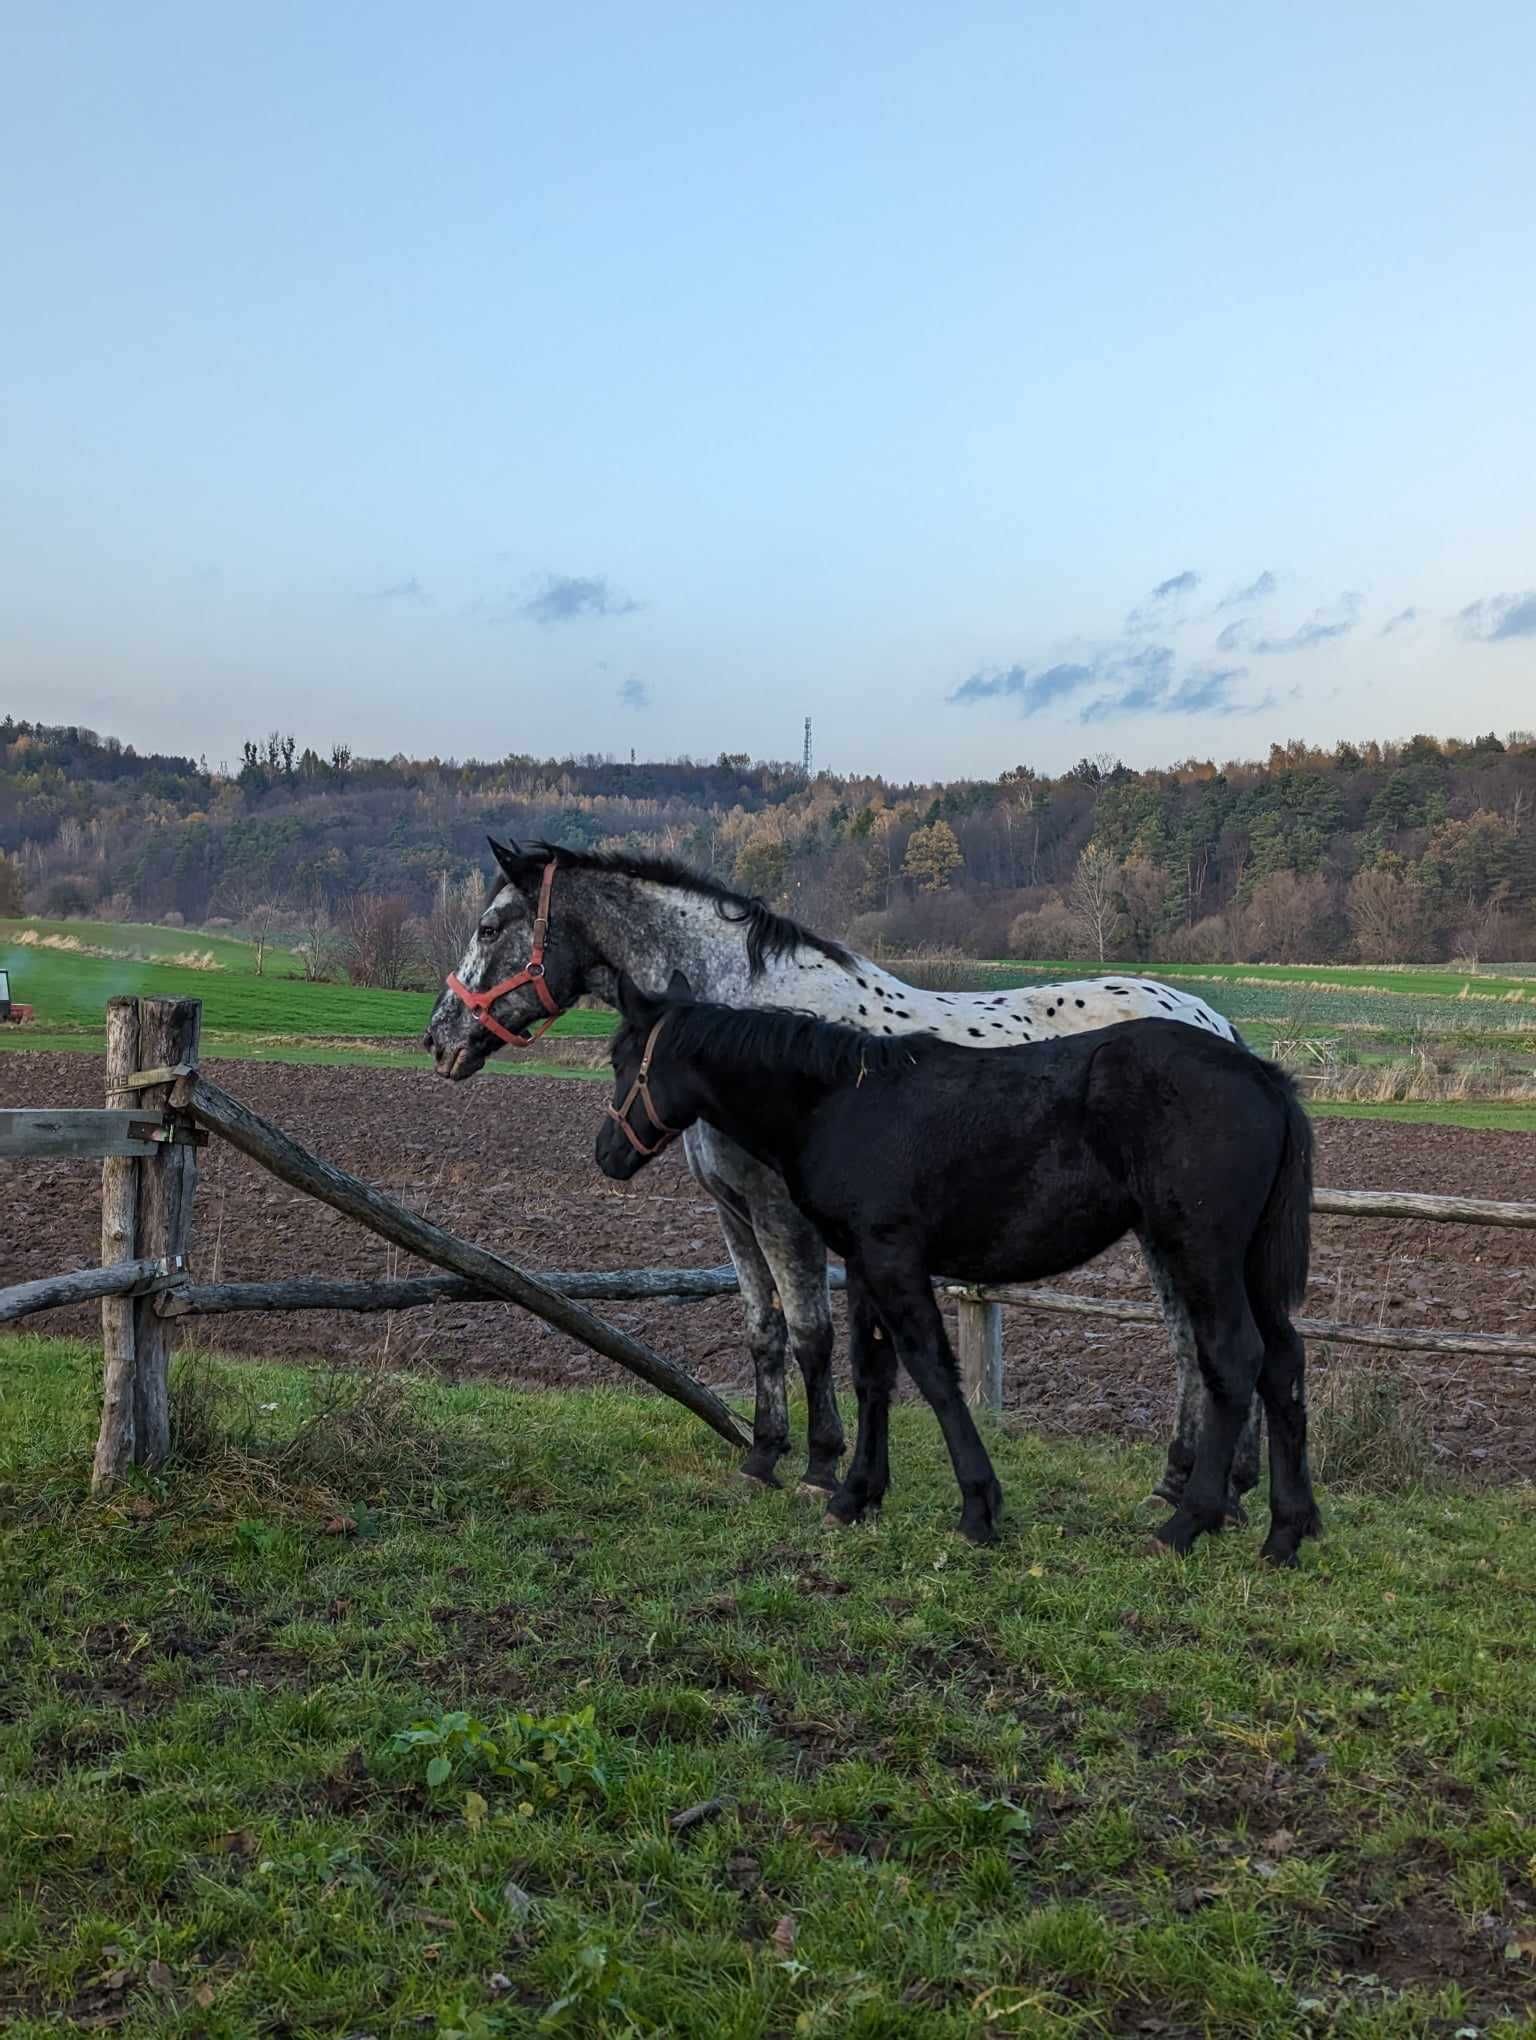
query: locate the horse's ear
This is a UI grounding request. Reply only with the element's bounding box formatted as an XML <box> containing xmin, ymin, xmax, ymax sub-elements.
<box><xmin>616</xmin><ymin>972</ymin><xmax>651</xmax><ymax>1024</ymax></box>
<box><xmin>665</xmin><ymin>969</ymin><xmax>694</xmax><ymax>1003</ymax></box>
<box><xmin>488</xmin><ymin>837</ymin><xmax>524</xmax><ymax>884</ymax></box>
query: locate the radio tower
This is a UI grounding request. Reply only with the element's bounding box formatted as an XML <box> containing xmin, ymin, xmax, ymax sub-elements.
<box><xmin>802</xmin><ymin>716</ymin><xmax>813</xmax><ymax>778</ymax></box>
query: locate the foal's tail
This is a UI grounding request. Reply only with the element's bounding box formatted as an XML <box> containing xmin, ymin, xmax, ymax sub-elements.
<box><xmin>1248</xmin><ymin>1066</ymin><xmax>1314</xmax><ymax>1312</ymax></box>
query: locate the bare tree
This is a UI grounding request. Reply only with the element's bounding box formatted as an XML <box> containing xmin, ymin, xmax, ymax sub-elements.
<box><xmin>1346</xmin><ymin>864</ymin><xmax>1424</xmax><ymax>963</ymax></box>
<box><xmin>1068</xmin><ymin>842</ymin><xmax>1124</xmax><ymax>963</ymax></box>
<box><xmin>342</xmin><ymin>892</ymin><xmax>420</xmax><ymax>988</ymax></box>
<box><xmin>294</xmin><ymin>887</ymin><xmax>342</xmax><ymax>983</ymax></box>
<box><xmin>425</xmin><ymin>871</ymin><xmax>484</xmax><ymax>980</ymax></box>
<box><xmin>214</xmin><ymin>874</ymin><xmax>282</xmax><ymax>974</ymax></box>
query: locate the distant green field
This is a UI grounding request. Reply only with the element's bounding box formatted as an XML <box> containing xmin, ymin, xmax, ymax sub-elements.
<box><xmin>4</xmin><ymin>919</ymin><xmax>1532</xmax><ymax>1125</ymax></box>
<box><xmin>0</xmin><ymin>915</ymin><xmax>301</xmax><ymax>974</ymax></box>
<box><xmin>974</xmin><ymin>957</ymin><xmax>1535</xmax><ymax>1004</ymax></box>
<box><xmin>0</xmin><ymin>918</ymin><xmax>612</xmax><ymax>1050</ymax></box>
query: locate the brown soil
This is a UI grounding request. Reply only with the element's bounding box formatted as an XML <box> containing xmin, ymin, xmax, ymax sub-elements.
<box><xmin>3</xmin><ymin>1051</ymin><xmax>1533</xmax><ymax>1480</ymax></box>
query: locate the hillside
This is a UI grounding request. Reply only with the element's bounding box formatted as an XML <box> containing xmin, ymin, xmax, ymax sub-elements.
<box><xmin>3</xmin><ymin>715</ymin><xmax>1535</xmax><ymax>966</ymax></box>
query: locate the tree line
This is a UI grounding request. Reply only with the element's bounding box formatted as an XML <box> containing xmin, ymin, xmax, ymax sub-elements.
<box><xmin>3</xmin><ymin>714</ymin><xmax>1535</xmax><ymax>972</ymax></box>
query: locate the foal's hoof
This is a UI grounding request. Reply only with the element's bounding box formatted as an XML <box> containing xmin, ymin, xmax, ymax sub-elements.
<box><xmin>823</xmin><ymin>1507</ymin><xmax>878</xmax><ymax>1531</ymax></box>
<box><xmin>1152</xmin><ymin>1511</ymin><xmax>1204</xmax><ymax>1558</ymax></box>
<box><xmin>737</xmin><ymin>1466</ymin><xmax>782</xmax><ymax>1492</ymax></box>
<box><xmin>795</xmin><ymin>1475</ymin><xmax>840</xmax><ymax>1501</ymax></box>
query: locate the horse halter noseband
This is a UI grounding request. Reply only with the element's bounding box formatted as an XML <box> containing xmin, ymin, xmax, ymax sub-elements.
<box><xmin>444</xmin><ymin>857</ymin><xmax>563</xmax><ymax>1048</ymax></box>
<box><xmin>606</xmin><ymin>1014</ymin><xmax>682</xmax><ymax>1158</ymax></box>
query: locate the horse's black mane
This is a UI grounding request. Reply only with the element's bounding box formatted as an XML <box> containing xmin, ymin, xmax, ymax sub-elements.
<box><xmin>521</xmin><ymin>842</ymin><xmax>854</xmax><ymax>979</ymax></box>
<box><xmin>625</xmin><ymin>1000</ymin><xmax>936</xmax><ymax>1089</ymax></box>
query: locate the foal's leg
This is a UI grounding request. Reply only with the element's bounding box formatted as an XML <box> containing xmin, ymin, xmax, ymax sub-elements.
<box><xmin>687</xmin><ymin>1121</ymin><xmax>790</xmax><ymax>1483</ymax></box>
<box><xmin>1249</xmin><ymin>1304</ymin><xmax>1323</xmax><ymax>1568</ymax></box>
<box><xmin>1153</xmin><ymin>1275</ymin><xmax>1264</xmax><ymax>1557</ymax></box>
<box><xmin>824</xmin><ymin>1268</ymin><xmax>897</xmax><ymax>1527</ymax></box>
<box><xmin>853</xmin><ymin>1260</ymin><xmax>1004</xmax><ymax>1544</ymax></box>
<box><xmin>752</xmin><ymin>1196</ymin><xmax>846</xmax><ymax>1495</ymax></box>
<box><xmin>708</xmin><ymin>1199</ymin><xmax>792</xmax><ymax>1485</ymax></box>
<box><xmin>1143</xmin><ymin>1241</ymin><xmax>1261</xmax><ymax>1524</ymax></box>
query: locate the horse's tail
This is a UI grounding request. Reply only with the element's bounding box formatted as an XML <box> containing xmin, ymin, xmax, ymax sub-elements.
<box><xmin>1247</xmin><ymin>1065</ymin><xmax>1313</xmax><ymax>1313</ymax></box>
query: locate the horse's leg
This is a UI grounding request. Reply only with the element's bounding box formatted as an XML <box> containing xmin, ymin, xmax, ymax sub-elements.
<box><xmin>1249</xmin><ymin>1301</ymin><xmax>1323</xmax><ymax>1568</ymax></box>
<box><xmin>1153</xmin><ymin>1271</ymin><xmax>1264</xmax><ymax>1557</ymax></box>
<box><xmin>853</xmin><ymin>1258</ymin><xmax>1004</xmax><ymax>1544</ymax></box>
<box><xmin>684</xmin><ymin>1127</ymin><xmax>791</xmax><ymax>1486</ymax></box>
<box><xmin>824</xmin><ymin>1264</ymin><xmax>896</xmax><ymax>1526</ymax></box>
<box><xmin>1142</xmin><ymin>1241</ymin><xmax>1260</xmax><ymax>1524</ymax></box>
<box><xmin>750</xmin><ymin>1194</ymin><xmax>844</xmax><ymax>1495</ymax></box>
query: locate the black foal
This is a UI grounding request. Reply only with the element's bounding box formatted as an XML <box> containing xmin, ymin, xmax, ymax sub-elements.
<box><xmin>595</xmin><ymin>971</ymin><xmax>1322</xmax><ymax>1563</ymax></box>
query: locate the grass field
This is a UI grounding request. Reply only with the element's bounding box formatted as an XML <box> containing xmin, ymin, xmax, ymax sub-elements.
<box><xmin>0</xmin><ymin>920</ymin><xmax>611</xmax><ymax>1066</ymax></box>
<box><xmin>4</xmin><ymin>918</ymin><xmax>1535</xmax><ymax>1124</ymax></box>
<box><xmin>4</xmin><ymin>1337</ymin><xmax>1536</xmax><ymax>2037</ymax></box>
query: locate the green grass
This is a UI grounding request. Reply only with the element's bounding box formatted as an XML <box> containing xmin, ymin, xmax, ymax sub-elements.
<box><xmin>0</xmin><ymin>917</ymin><xmax>302</xmax><ymax>974</ymax></box>
<box><xmin>5</xmin><ymin>1337</ymin><xmax>1536</xmax><ymax>2037</ymax></box>
<box><xmin>1305</xmin><ymin>1099</ymin><xmax>1536</xmax><ymax>1130</ymax></box>
<box><xmin>5</xmin><ymin>920</ymin><xmax>1533</xmax><ymax>1121</ymax></box>
<box><xmin>980</xmin><ymin>958</ymin><xmax>1536</xmax><ymax>1001</ymax></box>
<box><xmin>0</xmin><ymin>915</ymin><xmax>612</xmax><ymax>1060</ymax></box>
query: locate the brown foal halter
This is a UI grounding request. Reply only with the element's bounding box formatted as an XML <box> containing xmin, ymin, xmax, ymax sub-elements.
<box><xmin>605</xmin><ymin>1014</ymin><xmax>682</xmax><ymax>1158</ymax></box>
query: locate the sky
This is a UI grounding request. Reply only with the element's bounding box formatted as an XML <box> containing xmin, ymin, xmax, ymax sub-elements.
<box><xmin>3</xmin><ymin>1</ymin><xmax>1534</xmax><ymax>782</ymax></box>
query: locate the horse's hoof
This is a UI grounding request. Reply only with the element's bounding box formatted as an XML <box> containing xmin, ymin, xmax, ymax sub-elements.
<box><xmin>1224</xmin><ymin>1498</ymin><xmax>1249</xmax><ymax>1529</ymax></box>
<box><xmin>797</xmin><ymin>1480</ymin><xmax>836</xmax><ymax>1500</ymax></box>
<box><xmin>737</xmin><ymin>1467</ymin><xmax>781</xmax><ymax>1491</ymax></box>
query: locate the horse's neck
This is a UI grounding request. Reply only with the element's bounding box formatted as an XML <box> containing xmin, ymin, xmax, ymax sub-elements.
<box><xmin>579</xmin><ymin>872</ymin><xmax>930</xmax><ymax>1024</ymax></box>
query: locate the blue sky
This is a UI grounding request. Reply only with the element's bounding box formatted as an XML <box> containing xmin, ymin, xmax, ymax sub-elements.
<box><xmin>3</xmin><ymin>1</ymin><xmax>1534</xmax><ymax>779</ymax></box>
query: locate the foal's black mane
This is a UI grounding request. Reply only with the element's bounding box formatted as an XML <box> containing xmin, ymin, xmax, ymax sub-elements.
<box><xmin>514</xmin><ymin>843</ymin><xmax>854</xmax><ymax>979</ymax></box>
<box><xmin>628</xmin><ymin>1000</ymin><xmax>933</xmax><ymax>1089</ymax></box>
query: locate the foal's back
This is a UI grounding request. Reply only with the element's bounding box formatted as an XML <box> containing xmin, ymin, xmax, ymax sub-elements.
<box><xmin>794</xmin><ymin>1018</ymin><xmax>1295</xmax><ymax>1285</ymax></box>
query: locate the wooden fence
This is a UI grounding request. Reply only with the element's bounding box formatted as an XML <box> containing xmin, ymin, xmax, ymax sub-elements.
<box><xmin>2</xmin><ymin>995</ymin><xmax>1533</xmax><ymax>1490</ymax></box>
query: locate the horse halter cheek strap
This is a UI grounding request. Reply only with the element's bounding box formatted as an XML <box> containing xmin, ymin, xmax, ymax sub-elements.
<box><xmin>607</xmin><ymin>1014</ymin><xmax>682</xmax><ymax>1158</ymax></box>
<box><xmin>444</xmin><ymin>858</ymin><xmax>563</xmax><ymax>1047</ymax></box>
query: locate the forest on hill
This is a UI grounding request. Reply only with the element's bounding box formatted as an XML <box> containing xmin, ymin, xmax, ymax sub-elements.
<box><xmin>3</xmin><ymin>714</ymin><xmax>1536</xmax><ymax>975</ymax></box>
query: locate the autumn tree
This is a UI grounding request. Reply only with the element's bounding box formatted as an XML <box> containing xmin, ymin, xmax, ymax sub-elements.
<box><xmin>902</xmin><ymin>820</ymin><xmax>964</xmax><ymax>893</ymax></box>
<box><xmin>0</xmin><ymin>855</ymin><xmax>24</xmax><ymax>917</ymax></box>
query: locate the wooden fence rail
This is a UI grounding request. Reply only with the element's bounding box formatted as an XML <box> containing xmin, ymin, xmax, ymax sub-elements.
<box><xmin>0</xmin><ymin>995</ymin><xmax>1531</xmax><ymax>1474</ymax></box>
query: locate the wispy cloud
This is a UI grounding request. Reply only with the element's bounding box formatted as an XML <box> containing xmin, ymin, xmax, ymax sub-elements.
<box><xmin>1379</xmin><ymin>606</ymin><xmax>1420</xmax><ymax>638</ymax></box>
<box><xmin>1080</xmin><ymin>661</ymin><xmax>1266</xmax><ymax>723</ymax></box>
<box><xmin>1457</xmin><ymin>590</ymin><xmax>1536</xmax><ymax>643</ymax></box>
<box><xmin>618</xmin><ymin>677</ymin><xmax>651</xmax><ymax>710</ymax></box>
<box><xmin>948</xmin><ymin>662</ymin><xmax>1096</xmax><ymax>714</ymax></box>
<box><xmin>366</xmin><ymin>576</ymin><xmax>430</xmax><ymax>607</ymax></box>
<box><xmin>1216</xmin><ymin>570</ymin><xmax>1277</xmax><ymax>610</ymax></box>
<box><xmin>1223</xmin><ymin>591</ymin><xmax>1362</xmax><ymax>656</ymax></box>
<box><xmin>1126</xmin><ymin>568</ymin><xmax>1200</xmax><ymax>634</ymax></box>
<box><xmin>520</xmin><ymin>573</ymin><xmax>641</xmax><ymax>626</ymax></box>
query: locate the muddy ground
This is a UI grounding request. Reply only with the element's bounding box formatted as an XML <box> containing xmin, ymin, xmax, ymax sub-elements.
<box><xmin>4</xmin><ymin>1051</ymin><xmax>1533</xmax><ymax>1481</ymax></box>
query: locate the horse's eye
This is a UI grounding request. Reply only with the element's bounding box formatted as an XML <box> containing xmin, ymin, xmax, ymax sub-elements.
<box><xmin>478</xmin><ymin>919</ymin><xmax>497</xmax><ymax>939</ymax></box>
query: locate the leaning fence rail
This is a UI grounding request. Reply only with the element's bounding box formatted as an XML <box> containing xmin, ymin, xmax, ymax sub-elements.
<box><xmin>0</xmin><ymin>995</ymin><xmax>1532</xmax><ymax>1482</ymax></box>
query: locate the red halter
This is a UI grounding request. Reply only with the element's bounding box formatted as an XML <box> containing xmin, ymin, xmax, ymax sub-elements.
<box><xmin>444</xmin><ymin>858</ymin><xmax>564</xmax><ymax>1048</ymax></box>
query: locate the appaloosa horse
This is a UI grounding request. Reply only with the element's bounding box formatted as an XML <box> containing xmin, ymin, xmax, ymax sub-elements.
<box><xmin>424</xmin><ymin>841</ymin><xmax>1261</xmax><ymax>1510</ymax></box>
<box><xmin>594</xmin><ymin>970</ymin><xmax>1319</xmax><ymax>1562</ymax></box>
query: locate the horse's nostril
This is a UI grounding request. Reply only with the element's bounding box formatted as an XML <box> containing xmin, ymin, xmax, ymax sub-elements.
<box><xmin>422</xmin><ymin>1030</ymin><xmax>435</xmax><ymax>1053</ymax></box>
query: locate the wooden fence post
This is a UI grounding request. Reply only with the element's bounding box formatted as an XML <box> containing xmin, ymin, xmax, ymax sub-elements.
<box><xmin>957</xmin><ymin>1292</ymin><xmax>1004</xmax><ymax>1417</ymax></box>
<box><xmin>131</xmin><ymin>998</ymin><xmax>203</xmax><ymax>1469</ymax></box>
<box><xmin>92</xmin><ymin>1000</ymin><xmax>142</xmax><ymax>1490</ymax></box>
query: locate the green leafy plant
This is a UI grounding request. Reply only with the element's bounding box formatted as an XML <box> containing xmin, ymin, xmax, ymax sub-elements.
<box><xmin>540</xmin><ymin>1940</ymin><xmax>635</xmax><ymax>2029</ymax></box>
<box><xmin>388</xmin><ymin>1705</ymin><xmax>610</xmax><ymax>1810</ymax></box>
